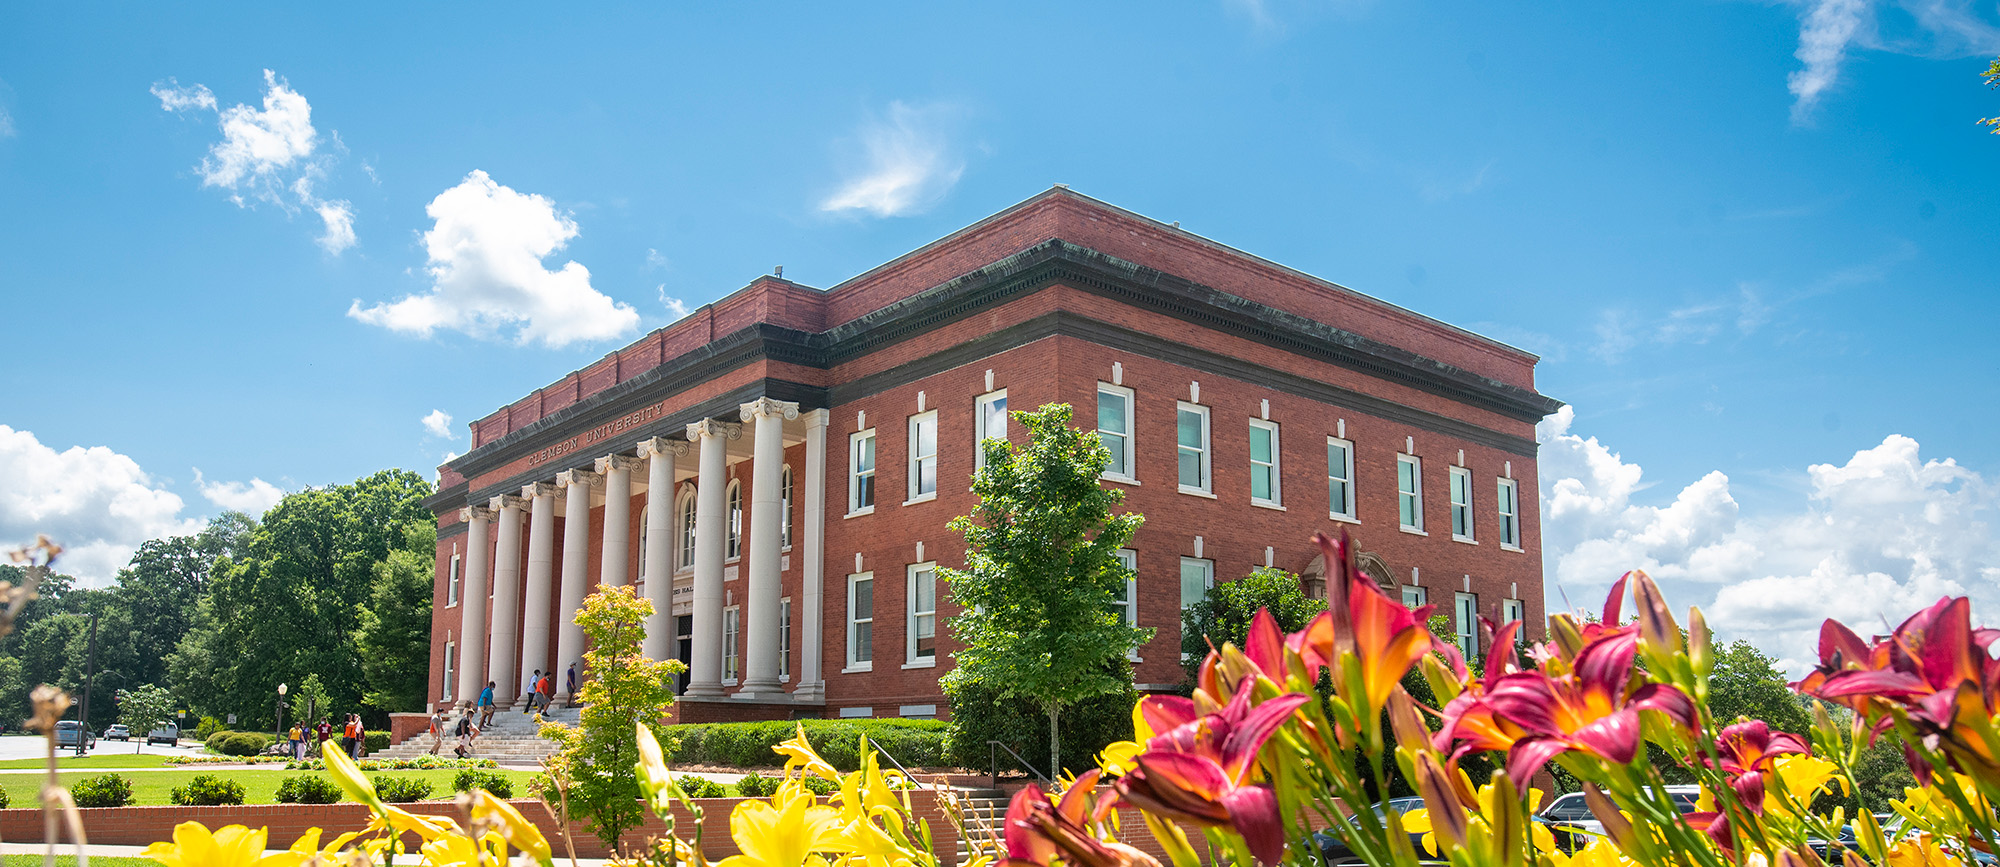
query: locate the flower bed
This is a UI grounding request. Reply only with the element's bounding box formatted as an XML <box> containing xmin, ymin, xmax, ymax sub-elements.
<box><xmin>282</xmin><ymin>755</ymin><xmax>497</xmax><ymax>771</ymax></box>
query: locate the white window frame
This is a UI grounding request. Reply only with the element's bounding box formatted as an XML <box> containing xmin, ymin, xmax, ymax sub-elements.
<box><xmin>848</xmin><ymin>430</ymin><xmax>877</xmax><ymax>516</ymax></box>
<box><xmin>905</xmin><ymin>562</ymin><xmax>938</xmax><ymax>667</ymax></box>
<box><xmin>907</xmin><ymin>410</ymin><xmax>938</xmax><ymax>503</ymax></box>
<box><xmin>1179</xmin><ymin>557</ymin><xmax>1214</xmax><ymax>611</ymax></box>
<box><xmin>781</xmin><ymin>465</ymin><xmax>794</xmax><ymax>550</ymax></box>
<box><xmin>723</xmin><ymin>606</ymin><xmax>741</xmax><ymax>684</ymax></box>
<box><xmin>779</xmin><ymin>597</ymin><xmax>792</xmax><ymax>681</ymax></box>
<box><xmin>1327</xmin><ymin>437</ymin><xmax>1357</xmax><ymax>522</ymax></box>
<box><xmin>1096</xmin><ymin>383</ymin><xmax>1137</xmax><ymax>484</ymax></box>
<box><xmin>442</xmin><ymin>641</ymin><xmax>456</xmax><ymax>700</ymax></box>
<box><xmin>1114</xmin><ymin>549</ymin><xmax>1141</xmax><ymax>662</ymax></box>
<box><xmin>1402</xmin><ymin>585</ymin><xmax>1429</xmax><ymax>608</ymax></box>
<box><xmin>975</xmin><ymin>389</ymin><xmax>1008</xmax><ymax>471</ymax></box>
<box><xmin>725</xmin><ymin>479</ymin><xmax>743</xmax><ymax>561</ymax></box>
<box><xmin>447</xmin><ymin>553</ymin><xmax>461</xmax><ymax>607</ymax></box>
<box><xmin>1397</xmin><ymin>454</ymin><xmax>1425</xmax><ymax>534</ymax></box>
<box><xmin>1455</xmin><ymin>592</ymin><xmax>1478</xmax><ymax>658</ymax></box>
<box><xmin>1176</xmin><ymin>402</ymin><xmax>1212</xmax><ymax>496</ymax></box>
<box><xmin>1249</xmin><ymin>419</ymin><xmax>1282</xmax><ymax>508</ymax></box>
<box><xmin>846</xmin><ymin>572</ymin><xmax>874</xmax><ymax>671</ymax></box>
<box><xmin>636</xmin><ymin>505</ymin><xmax>650</xmax><ymax>581</ymax></box>
<box><xmin>1501</xmin><ymin>598</ymin><xmax>1526</xmax><ymax>626</ymax></box>
<box><xmin>675</xmin><ymin>485</ymin><xmax>698</xmax><ymax>573</ymax></box>
<box><xmin>1449</xmin><ymin>466</ymin><xmax>1476</xmax><ymax>543</ymax></box>
<box><xmin>1497</xmin><ymin>478</ymin><xmax>1522</xmax><ymax>551</ymax></box>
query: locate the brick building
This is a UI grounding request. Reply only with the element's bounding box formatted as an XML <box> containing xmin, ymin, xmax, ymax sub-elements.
<box><xmin>422</xmin><ymin>187</ymin><xmax>1562</xmax><ymax>721</ymax></box>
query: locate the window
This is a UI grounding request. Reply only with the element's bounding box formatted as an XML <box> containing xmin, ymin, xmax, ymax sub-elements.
<box><xmin>1176</xmin><ymin>403</ymin><xmax>1211</xmax><ymax>493</ymax></box>
<box><xmin>723</xmin><ymin>606</ymin><xmax>741</xmax><ymax>683</ymax></box>
<box><xmin>908</xmin><ymin>411</ymin><xmax>938</xmax><ymax>501</ymax></box>
<box><xmin>725</xmin><ymin>480</ymin><xmax>743</xmax><ymax>560</ymax></box>
<box><xmin>1402</xmin><ymin>585</ymin><xmax>1428</xmax><ymax>608</ymax></box>
<box><xmin>781</xmin><ymin>465</ymin><xmax>794</xmax><ymax>549</ymax></box>
<box><xmin>849</xmin><ymin>430</ymin><xmax>877</xmax><ymax>514</ymax></box>
<box><xmin>676</xmin><ymin>485</ymin><xmax>698</xmax><ymax>571</ymax></box>
<box><xmin>780</xmin><ymin>598</ymin><xmax>792</xmax><ymax>680</ymax></box>
<box><xmin>636</xmin><ymin>505</ymin><xmax>649</xmax><ymax>580</ymax></box>
<box><xmin>447</xmin><ymin>553</ymin><xmax>461</xmax><ymax>606</ymax></box>
<box><xmin>975</xmin><ymin>390</ymin><xmax>1008</xmax><ymax>470</ymax></box>
<box><xmin>1327</xmin><ymin>438</ymin><xmax>1356</xmax><ymax>521</ymax></box>
<box><xmin>1455</xmin><ymin>592</ymin><xmax>1478</xmax><ymax>658</ymax></box>
<box><xmin>1179</xmin><ymin>557</ymin><xmax>1214</xmax><ymax>610</ymax></box>
<box><xmin>847</xmin><ymin>573</ymin><xmax>874</xmax><ymax>669</ymax></box>
<box><xmin>1397</xmin><ymin>454</ymin><xmax>1424</xmax><ymax>532</ymax></box>
<box><xmin>1249</xmin><ymin>419</ymin><xmax>1281</xmax><ymax>505</ymax></box>
<box><xmin>1097</xmin><ymin>383</ymin><xmax>1135</xmax><ymax>480</ymax></box>
<box><xmin>907</xmin><ymin>563</ymin><xmax>937</xmax><ymax>664</ymax></box>
<box><xmin>1112</xmin><ymin>550</ymin><xmax>1139</xmax><ymax>628</ymax></box>
<box><xmin>1449</xmin><ymin>466</ymin><xmax>1475</xmax><ymax>542</ymax></box>
<box><xmin>1497</xmin><ymin>479</ymin><xmax>1521</xmax><ymax>549</ymax></box>
<box><xmin>1502</xmin><ymin>598</ymin><xmax>1525</xmax><ymax>626</ymax></box>
<box><xmin>443</xmin><ymin>642</ymin><xmax>456</xmax><ymax>700</ymax></box>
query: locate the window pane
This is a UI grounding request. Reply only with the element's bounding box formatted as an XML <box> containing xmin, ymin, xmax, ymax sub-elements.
<box><xmin>1252</xmin><ymin>465</ymin><xmax>1274</xmax><ymax>501</ymax></box>
<box><xmin>1101</xmin><ymin>432</ymin><xmax>1127</xmax><ymax>476</ymax></box>
<box><xmin>857</xmin><ymin>474</ymin><xmax>874</xmax><ymax>509</ymax></box>
<box><xmin>915</xmin><ymin>569</ymin><xmax>934</xmax><ymax>610</ymax></box>
<box><xmin>1250</xmin><ymin>426</ymin><xmax>1272</xmax><ymax>463</ymax></box>
<box><xmin>1180</xmin><ymin>560</ymin><xmax>1209</xmax><ymax>608</ymax></box>
<box><xmin>917</xmin><ymin>418</ymin><xmax>936</xmax><ymax>455</ymax></box>
<box><xmin>859</xmin><ymin>436</ymin><xmax>875</xmax><ymax>472</ymax></box>
<box><xmin>857</xmin><ymin>623</ymin><xmax>872</xmax><ymax>662</ymax></box>
<box><xmin>1398</xmin><ymin>459</ymin><xmax>1415</xmax><ymax>494</ymax></box>
<box><xmin>1177</xmin><ymin>409</ymin><xmax>1203</xmax><ymax>448</ymax></box>
<box><xmin>916</xmin><ymin>615</ymin><xmax>934</xmax><ymax>656</ymax></box>
<box><xmin>854</xmin><ymin>578</ymin><xmax>872</xmax><ymax>621</ymax></box>
<box><xmin>1178</xmin><ymin>450</ymin><xmax>1201</xmax><ymax>488</ymax></box>
<box><xmin>1098</xmin><ymin>391</ymin><xmax>1126</xmax><ymax>434</ymax></box>
<box><xmin>989</xmin><ymin>396</ymin><xmax>1007</xmax><ymax>434</ymax></box>
<box><xmin>917</xmin><ymin>459</ymin><xmax>936</xmax><ymax>495</ymax></box>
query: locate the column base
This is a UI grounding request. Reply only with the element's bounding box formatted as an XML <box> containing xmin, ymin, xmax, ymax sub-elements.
<box><xmin>682</xmin><ymin>683</ymin><xmax>725</xmax><ymax>699</ymax></box>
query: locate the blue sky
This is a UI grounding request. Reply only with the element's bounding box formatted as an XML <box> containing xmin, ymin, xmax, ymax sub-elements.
<box><xmin>3</xmin><ymin>1</ymin><xmax>1997</xmax><ymax>664</ymax></box>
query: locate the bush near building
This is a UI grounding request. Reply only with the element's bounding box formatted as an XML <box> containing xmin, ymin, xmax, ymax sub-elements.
<box><xmin>70</xmin><ymin>773</ymin><xmax>134</xmax><ymax>808</ymax></box>
<box><xmin>274</xmin><ymin>775</ymin><xmax>342</xmax><ymax>804</ymax></box>
<box><xmin>451</xmin><ymin>769</ymin><xmax>513</xmax><ymax>798</ymax></box>
<box><xmin>170</xmin><ymin>774</ymin><xmax>244</xmax><ymax>806</ymax></box>
<box><xmin>203</xmin><ymin>730</ymin><xmax>273</xmax><ymax>756</ymax></box>
<box><xmin>664</xmin><ymin>718</ymin><xmax>946</xmax><ymax>771</ymax></box>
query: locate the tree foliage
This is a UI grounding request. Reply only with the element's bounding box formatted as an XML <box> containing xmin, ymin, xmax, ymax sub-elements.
<box><xmin>1180</xmin><ymin>566</ymin><xmax>1326</xmax><ymax>685</ymax></box>
<box><xmin>355</xmin><ymin>522</ymin><xmax>437</xmax><ymax>713</ymax></box>
<box><xmin>538</xmin><ymin>585</ymin><xmax>682</xmax><ymax>853</ymax></box>
<box><xmin>115</xmin><ymin>683</ymin><xmax>176</xmax><ymax>752</ymax></box>
<box><xmin>940</xmin><ymin>402</ymin><xmax>1150</xmax><ymax>776</ymax></box>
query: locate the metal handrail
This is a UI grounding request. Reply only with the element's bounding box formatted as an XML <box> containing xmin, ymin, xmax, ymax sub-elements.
<box><xmin>987</xmin><ymin>740</ymin><xmax>1053</xmax><ymax>789</ymax></box>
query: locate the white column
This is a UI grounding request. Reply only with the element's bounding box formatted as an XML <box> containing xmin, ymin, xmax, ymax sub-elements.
<box><xmin>455</xmin><ymin>506</ymin><xmax>494</xmax><ymax>708</ymax></box>
<box><xmin>799</xmin><ymin>409</ymin><xmax>829</xmax><ymax>701</ymax></box>
<box><xmin>518</xmin><ymin>482</ymin><xmax>559</xmax><ymax>706</ymax></box>
<box><xmin>486</xmin><ymin>495</ymin><xmax>528</xmax><ymax>700</ymax></box>
<box><xmin>638</xmin><ymin>437</ymin><xmax>686</xmax><ymax>663</ymax></box>
<box><xmin>597</xmin><ymin>454</ymin><xmax>643</xmax><ymax>587</ymax></box>
<box><xmin>739</xmin><ymin>398</ymin><xmax>799</xmax><ymax>697</ymax></box>
<box><xmin>685</xmin><ymin>418</ymin><xmax>741</xmax><ymax>698</ymax></box>
<box><xmin>554</xmin><ymin>468</ymin><xmax>601</xmax><ymax>702</ymax></box>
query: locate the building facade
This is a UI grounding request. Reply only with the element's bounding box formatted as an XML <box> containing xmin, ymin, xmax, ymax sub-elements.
<box><xmin>422</xmin><ymin>187</ymin><xmax>1562</xmax><ymax>721</ymax></box>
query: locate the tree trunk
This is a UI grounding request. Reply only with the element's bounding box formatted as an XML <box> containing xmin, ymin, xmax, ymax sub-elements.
<box><xmin>1048</xmin><ymin>705</ymin><xmax>1060</xmax><ymax>780</ymax></box>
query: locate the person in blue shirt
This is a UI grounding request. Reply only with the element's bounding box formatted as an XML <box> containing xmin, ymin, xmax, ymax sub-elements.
<box><xmin>477</xmin><ymin>681</ymin><xmax>496</xmax><ymax>728</ymax></box>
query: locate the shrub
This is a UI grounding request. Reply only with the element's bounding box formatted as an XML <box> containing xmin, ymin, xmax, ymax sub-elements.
<box><xmin>0</xmin><ymin>787</ymin><xmax>9</xmax><ymax>808</ymax></box>
<box><xmin>374</xmin><ymin>776</ymin><xmax>434</xmax><ymax>803</ymax></box>
<box><xmin>664</xmin><ymin>719</ymin><xmax>948</xmax><ymax>771</ymax></box>
<box><xmin>674</xmin><ymin>774</ymin><xmax>731</xmax><ymax>798</ymax></box>
<box><xmin>799</xmin><ymin>775</ymin><xmax>838</xmax><ymax>796</ymax></box>
<box><xmin>363</xmin><ymin>730</ymin><xmax>390</xmax><ymax>754</ymax></box>
<box><xmin>170</xmin><ymin>774</ymin><xmax>245</xmax><ymax>806</ymax></box>
<box><xmin>735</xmin><ymin>771</ymin><xmax>777</xmax><ymax>798</ymax></box>
<box><xmin>452</xmin><ymin>769</ymin><xmax>514</xmax><ymax>799</ymax></box>
<box><xmin>71</xmin><ymin>774</ymin><xmax>133</xmax><ymax>808</ymax></box>
<box><xmin>192</xmin><ymin>716</ymin><xmax>223</xmax><ymax>740</ymax></box>
<box><xmin>203</xmin><ymin>730</ymin><xmax>273</xmax><ymax>757</ymax></box>
<box><xmin>274</xmin><ymin>775</ymin><xmax>342</xmax><ymax>804</ymax></box>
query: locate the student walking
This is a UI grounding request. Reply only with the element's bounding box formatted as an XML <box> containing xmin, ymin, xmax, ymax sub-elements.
<box><xmin>315</xmin><ymin>717</ymin><xmax>333</xmax><ymax>758</ymax></box>
<box><xmin>564</xmin><ymin>663</ymin><xmax>578</xmax><ymax>707</ymax></box>
<box><xmin>536</xmin><ymin>671</ymin><xmax>554</xmax><ymax>714</ymax></box>
<box><xmin>427</xmin><ymin>708</ymin><xmax>445</xmax><ymax>756</ymax></box>
<box><xmin>287</xmin><ymin>723</ymin><xmax>304</xmax><ymax>761</ymax></box>
<box><xmin>477</xmin><ymin>681</ymin><xmax>496</xmax><ymax>728</ymax></box>
<box><xmin>453</xmin><ymin>713</ymin><xmax>476</xmax><ymax>759</ymax></box>
<box><xmin>341</xmin><ymin>714</ymin><xmax>362</xmax><ymax>759</ymax></box>
<box><xmin>522</xmin><ymin>670</ymin><xmax>543</xmax><ymax>714</ymax></box>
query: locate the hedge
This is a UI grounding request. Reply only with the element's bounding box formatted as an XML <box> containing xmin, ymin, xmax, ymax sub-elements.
<box><xmin>663</xmin><ymin>719</ymin><xmax>947</xmax><ymax>771</ymax></box>
<box><xmin>204</xmin><ymin>730</ymin><xmax>275</xmax><ymax>757</ymax></box>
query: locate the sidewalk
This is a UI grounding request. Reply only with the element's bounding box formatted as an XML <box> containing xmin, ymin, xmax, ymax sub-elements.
<box><xmin>0</xmin><ymin>841</ymin><xmax>622</xmax><ymax>865</ymax></box>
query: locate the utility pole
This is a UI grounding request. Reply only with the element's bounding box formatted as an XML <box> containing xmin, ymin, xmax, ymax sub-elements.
<box><xmin>77</xmin><ymin>612</ymin><xmax>97</xmax><ymax>756</ymax></box>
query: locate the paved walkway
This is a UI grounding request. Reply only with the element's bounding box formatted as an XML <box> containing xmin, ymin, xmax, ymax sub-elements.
<box><xmin>0</xmin><ymin>841</ymin><xmax>622</xmax><ymax>864</ymax></box>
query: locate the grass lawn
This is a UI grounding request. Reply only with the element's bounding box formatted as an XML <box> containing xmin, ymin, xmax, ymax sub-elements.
<box><xmin>0</xmin><ymin>768</ymin><xmax>538</xmax><ymax>807</ymax></box>
<box><xmin>0</xmin><ymin>754</ymin><xmax>177</xmax><ymax>770</ymax></box>
<box><xmin>2</xmin><ymin>857</ymin><xmax>156</xmax><ymax>866</ymax></box>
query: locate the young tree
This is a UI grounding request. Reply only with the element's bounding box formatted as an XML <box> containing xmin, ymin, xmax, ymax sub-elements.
<box><xmin>941</xmin><ymin>403</ymin><xmax>1150</xmax><ymax>777</ymax></box>
<box><xmin>1180</xmin><ymin>566</ymin><xmax>1326</xmax><ymax>684</ymax></box>
<box><xmin>538</xmin><ymin>586</ymin><xmax>681</xmax><ymax>854</ymax></box>
<box><xmin>115</xmin><ymin>684</ymin><xmax>176</xmax><ymax>754</ymax></box>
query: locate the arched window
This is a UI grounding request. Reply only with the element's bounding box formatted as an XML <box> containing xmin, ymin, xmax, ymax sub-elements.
<box><xmin>781</xmin><ymin>465</ymin><xmax>794</xmax><ymax>548</ymax></box>
<box><xmin>725</xmin><ymin>479</ymin><xmax>743</xmax><ymax>560</ymax></box>
<box><xmin>676</xmin><ymin>485</ymin><xmax>697</xmax><ymax>571</ymax></box>
<box><xmin>636</xmin><ymin>505</ymin><xmax>649</xmax><ymax>581</ymax></box>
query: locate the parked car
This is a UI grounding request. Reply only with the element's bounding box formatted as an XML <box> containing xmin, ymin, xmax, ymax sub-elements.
<box><xmin>1315</xmin><ymin>797</ymin><xmax>1432</xmax><ymax>865</ymax></box>
<box><xmin>1538</xmin><ymin>786</ymin><xmax>1700</xmax><ymax>852</ymax></box>
<box><xmin>54</xmin><ymin>720</ymin><xmax>94</xmax><ymax>748</ymax></box>
<box><xmin>145</xmin><ymin>722</ymin><xmax>179</xmax><ymax>746</ymax></box>
<box><xmin>103</xmin><ymin>724</ymin><xmax>130</xmax><ymax>741</ymax></box>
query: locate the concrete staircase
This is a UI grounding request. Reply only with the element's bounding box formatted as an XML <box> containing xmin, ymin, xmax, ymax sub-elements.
<box><xmin>373</xmin><ymin>704</ymin><xmax>581</xmax><ymax>765</ymax></box>
<box><xmin>952</xmin><ymin>792</ymin><xmax>1010</xmax><ymax>865</ymax></box>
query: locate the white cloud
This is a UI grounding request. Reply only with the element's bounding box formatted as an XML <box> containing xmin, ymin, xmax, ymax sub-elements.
<box><xmin>0</xmin><ymin>108</ymin><xmax>13</xmax><ymax>139</ymax></box>
<box><xmin>149</xmin><ymin>79</ymin><xmax>216</xmax><ymax>113</ymax></box>
<box><xmin>658</xmin><ymin>285</ymin><xmax>690</xmax><ymax>320</ymax></box>
<box><xmin>154</xmin><ymin>70</ymin><xmax>357</xmax><ymax>254</ymax></box>
<box><xmin>192</xmin><ymin>469</ymin><xmax>285</xmax><ymax>517</ymax></box>
<box><xmin>347</xmin><ymin>170</ymin><xmax>639</xmax><ymax>348</ymax></box>
<box><xmin>1783</xmin><ymin>0</ymin><xmax>2000</xmax><ymax>123</ymax></box>
<box><xmin>0</xmin><ymin>425</ymin><xmax>203</xmax><ymax>584</ymax></box>
<box><xmin>422</xmin><ymin>409</ymin><xmax>454</xmax><ymax>439</ymax></box>
<box><xmin>645</xmin><ymin>248</ymin><xmax>670</xmax><ymax>270</ymax></box>
<box><xmin>819</xmin><ymin>102</ymin><xmax>965</xmax><ymax>218</ymax></box>
<box><xmin>1538</xmin><ymin>406</ymin><xmax>2000</xmax><ymax>673</ymax></box>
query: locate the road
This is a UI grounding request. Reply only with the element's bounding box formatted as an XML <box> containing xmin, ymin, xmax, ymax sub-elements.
<box><xmin>0</xmin><ymin>732</ymin><xmax>206</xmax><ymax>763</ymax></box>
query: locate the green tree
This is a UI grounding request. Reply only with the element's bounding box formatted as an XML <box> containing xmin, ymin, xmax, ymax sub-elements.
<box><xmin>940</xmin><ymin>403</ymin><xmax>1150</xmax><ymax>777</ymax></box>
<box><xmin>538</xmin><ymin>585</ymin><xmax>681</xmax><ymax>854</ymax></box>
<box><xmin>355</xmin><ymin>522</ymin><xmax>437</xmax><ymax>714</ymax></box>
<box><xmin>113</xmin><ymin>513</ymin><xmax>250</xmax><ymax>690</ymax></box>
<box><xmin>115</xmin><ymin>684</ymin><xmax>176</xmax><ymax>754</ymax></box>
<box><xmin>1704</xmin><ymin>639</ymin><xmax>1811</xmax><ymax>736</ymax></box>
<box><xmin>1179</xmin><ymin>566</ymin><xmax>1326</xmax><ymax>684</ymax></box>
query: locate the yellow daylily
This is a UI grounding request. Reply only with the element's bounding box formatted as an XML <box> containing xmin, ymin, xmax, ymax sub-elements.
<box><xmin>718</xmin><ymin>790</ymin><xmax>850</xmax><ymax>867</ymax></box>
<box><xmin>140</xmin><ymin>822</ymin><xmax>306</xmax><ymax>867</ymax></box>
<box><xmin>775</xmin><ymin>723</ymin><xmax>841</xmax><ymax>783</ymax></box>
<box><xmin>1401</xmin><ymin>807</ymin><xmax>1442</xmax><ymax>857</ymax></box>
<box><xmin>1887</xmin><ymin>834</ymin><xmax>1965</xmax><ymax>867</ymax></box>
<box><xmin>465</xmin><ymin>787</ymin><xmax>555</xmax><ymax>865</ymax></box>
<box><xmin>838</xmin><ymin>806</ymin><xmax>921</xmax><ymax>867</ymax></box>
<box><xmin>1768</xmin><ymin>754</ymin><xmax>1846</xmax><ymax>817</ymax></box>
<box><xmin>1547</xmin><ymin>839</ymin><xmax>1637</xmax><ymax>867</ymax></box>
<box><xmin>419</xmin><ymin>829</ymin><xmax>509</xmax><ymax>866</ymax></box>
<box><xmin>1098</xmin><ymin>739</ymin><xmax>1142</xmax><ymax>776</ymax></box>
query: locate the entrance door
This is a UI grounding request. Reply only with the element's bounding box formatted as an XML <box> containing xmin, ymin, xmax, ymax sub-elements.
<box><xmin>675</xmin><ymin>615</ymin><xmax>693</xmax><ymax>694</ymax></box>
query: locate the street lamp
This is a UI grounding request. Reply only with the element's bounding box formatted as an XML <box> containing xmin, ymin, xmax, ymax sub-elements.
<box><xmin>276</xmin><ymin>683</ymin><xmax>288</xmax><ymax>753</ymax></box>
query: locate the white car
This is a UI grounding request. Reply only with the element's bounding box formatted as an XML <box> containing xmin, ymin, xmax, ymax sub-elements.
<box><xmin>1538</xmin><ymin>786</ymin><xmax>1700</xmax><ymax>850</ymax></box>
<box><xmin>145</xmin><ymin>723</ymin><xmax>179</xmax><ymax>746</ymax></box>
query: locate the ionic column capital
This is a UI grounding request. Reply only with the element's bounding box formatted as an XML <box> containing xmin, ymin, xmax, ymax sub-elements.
<box><xmin>490</xmin><ymin>494</ymin><xmax>530</xmax><ymax>512</ymax></box>
<box><xmin>739</xmin><ymin>398</ymin><xmax>801</xmax><ymax>423</ymax></box>
<box><xmin>595</xmin><ymin>454</ymin><xmax>646</xmax><ymax>475</ymax></box>
<box><xmin>522</xmin><ymin>482</ymin><xmax>560</xmax><ymax>500</ymax></box>
<box><xmin>686</xmin><ymin>419</ymin><xmax>743</xmax><ymax>441</ymax></box>
<box><xmin>637</xmin><ymin>437</ymin><xmax>690</xmax><ymax>458</ymax></box>
<box><xmin>556</xmin><ymin>469</ymin><xmax>603</xmax><ymax>490</ymax></box>
<box><xmin>459</xmin><ymin>505</ymin><xmax>496</xmax><ymax>523</ymax></box>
